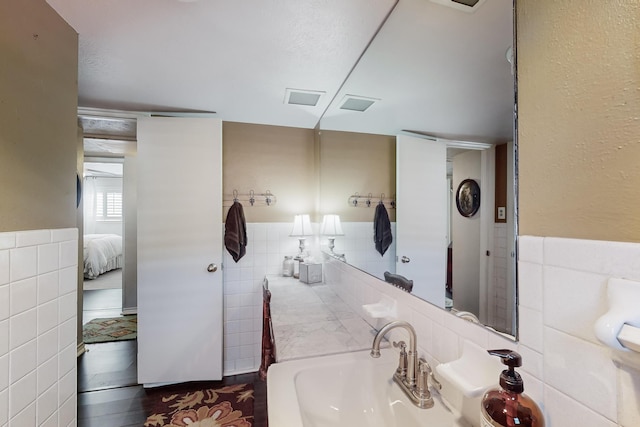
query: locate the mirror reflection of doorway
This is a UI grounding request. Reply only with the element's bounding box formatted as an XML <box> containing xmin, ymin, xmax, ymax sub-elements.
<box><xmin>82</xmin><ymin>160</ymin><xmax>124</xmax><ymax>326</ymax></box>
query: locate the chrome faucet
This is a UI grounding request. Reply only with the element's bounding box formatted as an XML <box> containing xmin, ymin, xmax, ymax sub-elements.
<box><xmin>371</xmin><ymin>320</ymin><xmax>441</xmax><ymax>409</ymax></box>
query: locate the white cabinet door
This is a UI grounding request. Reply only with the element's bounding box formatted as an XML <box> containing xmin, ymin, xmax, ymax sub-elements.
<box><xmin>137</xmin><ymin>117</ymin><xmax>223</xmax><ymax>385</ymax></box>
<box><xmin>396</xmin><ymin>134</ymin><xmax>447</xmax><ymax>307</ymax></box>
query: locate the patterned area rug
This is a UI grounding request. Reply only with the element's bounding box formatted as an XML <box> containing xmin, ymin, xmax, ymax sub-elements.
<box><xmin>83</xmin><ymin>315</ymin><xmax>137</xmax><ymax>344</ymax></box>
<box><xmin>144</xmin><ymin>384</ymin><xmax>254</xmax><ymax>427</ymax></box>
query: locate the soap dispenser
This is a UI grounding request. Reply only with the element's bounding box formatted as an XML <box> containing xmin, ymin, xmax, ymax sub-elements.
<box><xmin>481</xmin><ymin>349</ymin><xmax>544</xmax><ymax>427</ymax></box>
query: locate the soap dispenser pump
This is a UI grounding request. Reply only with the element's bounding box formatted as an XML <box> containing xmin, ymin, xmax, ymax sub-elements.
<box><xmin>480</xmin><ymin>349</ymin><xmax>545</xmax><ymax>427</ymax></box>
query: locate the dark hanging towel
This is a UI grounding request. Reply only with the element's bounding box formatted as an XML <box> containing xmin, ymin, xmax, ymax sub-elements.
<box><xmin>374</xmin><ymin>202</ymin><xmax>393</xmax><ymax>256</ymax></box>
<box><xmin>224</xmin><ymin>201</ymin><xmax>247</xmax><ymax>262</ymax></box>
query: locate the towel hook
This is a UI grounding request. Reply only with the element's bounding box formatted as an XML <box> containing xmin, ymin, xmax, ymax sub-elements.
<box><xmin>366</xmin><ymin>192</ymin><xmax>373</xmax><ymax>207</ymax></box>
<box><xmin>232</xmin><ymin>189</ymin><xmax>239</xmax><ymax>202</ymax></box>
<box><xmin>265</xmin><ymin>190</ymin><xmax>272</xmax><ymax>206</ymax></box>
<box><xmin>352</xmin><ymin>192</ymin><xmax>359</xmax><ymax>207</ymax></box>
<box><xmin>379</xmin><ymin>193</ymin><xmax>386</xmax><ymax>205</ymax></box>
<box><xmin>249</xmin><ymin>190</ymin><xmax>256</xmax><ymax>206</ymax></box>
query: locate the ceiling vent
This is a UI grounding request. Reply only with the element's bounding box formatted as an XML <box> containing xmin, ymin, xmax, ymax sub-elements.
<box><xmin>284</xmin><ymin>88</ymin><xmax>325</xmax><ymax>107</ymax></box>
<box><xmin>339</xmin><ymin>95</ymin><xmax>379</xmax><ymax>112</ymax></box>
<box><xmin>429</xmin><ymin>0</ymin><xmax>486</xmax><ymax>13</ymax></box>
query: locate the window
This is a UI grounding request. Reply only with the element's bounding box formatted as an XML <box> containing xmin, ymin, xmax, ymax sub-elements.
<box><xmin>96</xmin><ymin>191</ymin><xmax>122</xmax><ymax>220</ymax></box>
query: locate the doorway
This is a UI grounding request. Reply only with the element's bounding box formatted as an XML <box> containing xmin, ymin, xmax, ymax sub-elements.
<box><xmin>81</xmin><ymin>160</ymin><xmax>124</xmax><ymax>326</ymax></box>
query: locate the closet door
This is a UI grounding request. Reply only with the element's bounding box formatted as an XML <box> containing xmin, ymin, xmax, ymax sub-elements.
<box><xmin>137</xmin><ymin>117</ymin><xmax>223</xmax><ymax>385</ymax></box>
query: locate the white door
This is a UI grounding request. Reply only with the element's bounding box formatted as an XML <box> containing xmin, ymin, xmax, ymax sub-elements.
<box><xmin>137</xmin><ymin>117</ymin><xmax>223</xmax><ymax>385</ymax></box>
<box><xmin>396</xmin><ymin>134</ymin><xmax>447</xmax><ymax>307</ymax></box>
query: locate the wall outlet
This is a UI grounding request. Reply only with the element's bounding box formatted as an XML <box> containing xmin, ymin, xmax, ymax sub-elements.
<box><xmin>497</xmin><ymin>207</ymin><xmax>506</xmax><ymax>220</ymax></box>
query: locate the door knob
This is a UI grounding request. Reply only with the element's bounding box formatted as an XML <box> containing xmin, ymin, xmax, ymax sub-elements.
<box><xmin>401</xmin><ymin>256</ymin><xmax>411</xmax><ymax>263</ymax></box>
<box><xmin>207</xmin><ymin>263</ymin><xmax>218</xmax><ymax>273</ymax></box>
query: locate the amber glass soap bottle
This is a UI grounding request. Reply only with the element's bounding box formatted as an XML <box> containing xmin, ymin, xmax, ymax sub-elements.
<box><xmin>480</xmin><ymin>349</ymin><xmax>545</xmax><ymax>427</ymax></box>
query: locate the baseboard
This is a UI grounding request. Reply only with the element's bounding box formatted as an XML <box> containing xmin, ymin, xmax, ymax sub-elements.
<box><xmin>121</xmin><ymin>307</ymin><xmax>137</xmax><ymax>315</ymax></box>
<box><xmin>77</xmin><ymin>342</ymin><xmax>86</xmax><ymax>357</ymax></box>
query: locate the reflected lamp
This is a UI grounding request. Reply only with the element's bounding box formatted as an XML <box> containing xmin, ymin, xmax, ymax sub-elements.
<box><xmin>290</xmin><ymin>214</ymin><xmax>313</xmax><ymax>257</ymax></box>
<box><xmin>320</xmin><ymin>214</ymin><xmax>344</xmax><ymax>254</ymax></box>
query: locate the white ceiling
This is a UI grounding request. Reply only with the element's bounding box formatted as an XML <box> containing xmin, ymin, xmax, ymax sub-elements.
<box><xmin>47</xmin><ymin>0</ymin><xmax>513</xmax><ymax>143</ymax></box>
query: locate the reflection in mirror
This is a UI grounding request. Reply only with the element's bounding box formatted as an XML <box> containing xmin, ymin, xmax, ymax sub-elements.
<box><xmin>318</xmin><ymin>0</ymin><xmax>516</xmax><ymax>337</ymax></box>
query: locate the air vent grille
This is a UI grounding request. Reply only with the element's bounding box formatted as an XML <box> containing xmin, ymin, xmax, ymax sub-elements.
<box><xmin>284</xmin><ymin>88</ymin><xmax>325</xmax><ymax>107</ymax></box>
<box><xmin>339</xmin><ymin>95</ymin><xmax>379</xmax><ymax>112</ymax></box>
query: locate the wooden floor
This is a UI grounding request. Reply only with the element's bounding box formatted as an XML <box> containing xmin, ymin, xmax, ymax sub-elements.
<box><xmin>78</xmin><ymin>290</ymin><xmax>268</xmax><ymax>427</ymax></box>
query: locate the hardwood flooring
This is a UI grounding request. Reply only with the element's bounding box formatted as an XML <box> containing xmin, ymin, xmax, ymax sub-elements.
<box><xmin>78</xmin><ymin>290</ymin><xmax>268</xmax><ymax>427</ymax></box>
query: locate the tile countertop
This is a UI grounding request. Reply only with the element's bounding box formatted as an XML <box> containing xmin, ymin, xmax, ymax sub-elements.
<box><xmin>265</xmin><ymin>274</ymin><xmax>382</xmax><ymax>362</ymax></box>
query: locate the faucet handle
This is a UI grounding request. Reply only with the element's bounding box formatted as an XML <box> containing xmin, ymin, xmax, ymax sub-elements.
<box><xmin>418</xmin><ymin>358</ymin><xmax>442</xmax><ymax>391</ymax></box>
<box><xmin>393</xmin><ymin>341</ymin><xmax>408</xmax><ymax>378</ymax></box>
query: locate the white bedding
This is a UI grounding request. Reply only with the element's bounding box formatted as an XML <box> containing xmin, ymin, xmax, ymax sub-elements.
<box><xmin>83</xmin><ymin>234</ymin><xmax>123</xmax><ymax>279</ymax></box>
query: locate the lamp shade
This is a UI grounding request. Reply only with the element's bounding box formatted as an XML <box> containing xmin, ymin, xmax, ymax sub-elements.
<box><xmin>321</xmin><ymin>214</ymin><xmax>344</xmax><ymax>236</ymax></box>
<box><xmin>290</xmin><ymin>214</ymin><xmax>313</xmax><ymax>237</ymax></box>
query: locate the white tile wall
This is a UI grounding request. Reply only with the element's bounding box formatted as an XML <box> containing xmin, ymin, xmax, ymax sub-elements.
<box><xmin>222</xmin><ymin>220</ymin><xmax>397</xmax><ymax>375</ymax></box>
<box><xmin>321</xmin><ymin>235</ymin><xmax>640</xmax><ymax>427</ymax></box>
<box><xmin>0</xmin><ymin>228</ymin><xmax>78</xmax><ymax>427</ymax></box>
<box><xmin>222</xmin><ymin>223</ymin><xmax>305</xmax><ymax>375</ymax></box>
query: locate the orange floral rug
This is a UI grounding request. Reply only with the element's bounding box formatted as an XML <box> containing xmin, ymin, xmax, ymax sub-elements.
<box><xmin>144</xmin><ymin>383</ymin><xmax>254</xmax><ymax>427</ymax></box>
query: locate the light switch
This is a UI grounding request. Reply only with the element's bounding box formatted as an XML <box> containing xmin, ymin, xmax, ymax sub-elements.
<box><xmin>497</xmin><ymin>207</ymin><xmax>506</xmax><ymax>220</ymax></box>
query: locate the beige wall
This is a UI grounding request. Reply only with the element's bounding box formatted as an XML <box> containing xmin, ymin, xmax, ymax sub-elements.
<box><xmin>222</xmin><ymin>122</ymin><xmax>317</xmax><ymax>223</ymax></box>
<box><xmin>0</xmin><ymin>0</ymin><xmax>78</xmax><ymax>232</ymax></box>
<box><xmin>319</xmin><ymin>130</ymin><xmax>396</xmax><ymax>222</ymax></box>
<box><xmin>222</xmin><ymin>124</ymin><xmax>396</xmax><ymax>224</ymax></box>
<box><xmin>517</xmin><ymin>0</ymin><xmax>640</xmax><ymax>242</ymax></box>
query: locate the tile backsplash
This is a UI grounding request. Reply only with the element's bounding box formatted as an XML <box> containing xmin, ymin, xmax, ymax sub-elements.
<box><xmin>0</xmin><ymin>228</ymin><xmax>78</xmax><ymax>427</ymax></box>
<box><xmin>321</xmin><ymin>235</ymin><xmax>640</xmax><ymax>427</ymax></box>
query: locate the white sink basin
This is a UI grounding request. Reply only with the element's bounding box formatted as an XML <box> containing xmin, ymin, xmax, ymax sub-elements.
<box><xmin>267</xmin><ymin>350</ymin><xmax>471</xmax><ymax>427</ymax></box>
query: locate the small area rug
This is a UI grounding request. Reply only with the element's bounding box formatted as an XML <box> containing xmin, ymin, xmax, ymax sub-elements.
<box><xmin>144</xmin><ymin>384</ymin><xmax>254</xmax><ymax>427</ymax></box>
<box><xmin>83</xmin><ymin>315</ymin><xmax>137</xmax><ymax>344</ymax></box>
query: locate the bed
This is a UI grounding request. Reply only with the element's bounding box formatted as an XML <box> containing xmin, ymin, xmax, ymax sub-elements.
<box><xmin>83</xmin><ymin>234</ymin><xmax>123</xmax><ymax>279</ymax></box>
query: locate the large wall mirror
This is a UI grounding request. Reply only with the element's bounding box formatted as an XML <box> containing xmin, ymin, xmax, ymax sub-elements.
<box><xmin>318</xmin><ymin>0</ymin><xmax>517</xmax><ymax>337</ymax></box>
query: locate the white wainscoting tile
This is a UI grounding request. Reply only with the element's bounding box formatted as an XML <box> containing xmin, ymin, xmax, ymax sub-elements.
<box><xmin>544</xmin><ymin>385</ymin><xmax>616</xmax><ymax>427</ymax></box>
<box><xmin>58</xmin><ymin>267</ymin><xmax>76</xmax><ymax>295</ymax></box>
<box><xmin>0</xmin><ymin>232</ymin><xmax>16</xmax><ymax>250</ymax></box>
<box><xmin>58</xmin><ymin>318</ymin><xmax>76</xmax><ymax>351</ymax></box>
<box><xmin>9</xmin><ymin>340</ymin><xmax>36</xmax><ymax>384</ymax></box>
<box><xmin>15</xmin><ymin>230</ymin><xmax>50</xmax><ymax>248</ymax></box>
<box><xmin>0</xmin><ymin>387</ymin><xmax>7</xmax><ymax>425</ymax></box>
<box><xmin>518</xmin><ymin>261</ymin><xmax>543</xmax><ymax>311</ymax></box>
<box><xmin>10</xmin><ymin>277</ymin><xmax>37</xmax><ymax>316</ymax></box>
<box><xmin>10</xmin><ymin>246</ymin><xmax>37</xmax><ymax>282</ymax></box>
<box><xmin>0</xmin><ymin>320</ymin><xmax>8</xmax><ymax>356</ymax></box>
<box><xmin>37</xmin><ymin>328</ymin><xmax>58</xmax><ymax>365</ymax></box>
<box><xmin>50</xmin><ymin>229</ymin><xmax>77</xmax><ymax>243</ymax></box>
<box><xmin>38</xmin><ymin>244</ymin><xmax>59</xmax><ymax>275</ymax></box>
<box><xmin>58</xmin><ymin>391</ymin><xmax>76</xmax><ymax>427</ymax></box>
<box><xmin>37</xmin><ymin>272</ymin><xmax>59</xmax><ymax>305</ymax></box>
<box><xmin>37</xmin><ymin>383</ymin><xmax>58</xmax><ymax>425</ymax></box>
<box><xmin>543</xmin><ymin>266</ymin><xmax>608</xmax><ymax>345</ymax></box>
<box><xmin>58</xmin><ymin>241</ymin><xmax>77</xmax><ymax>269</ymax></box>
<box><xmin>58</xmin><ymin>344</ymin><xmax>76</xmax><ymax>379</ymax></box>
<box><xmin>10</xmin><ymin>308</ymin><xmax>37</xmax><ymax>350</ymax></box>
<box><xmin>518</xmin><ymin>236</ymin><xmax>543</xmax><ymax>264</ymax></box>
<box><xmin>37</xmin><ymin>355</ymin><xmax>58</xmax><ymax>395</ymax></box>
<box><xmin>0</xmin><ymin>250</ymin><xmax>9</xmax><ymax>286</ymax></box>
<box><xmin>518</xmin><ymin>305</ymin><xmax>543</xmax><ymax>352</ymax></box>
<box><xmin>9</xmin><ymin>370</ymin><xmax>36</xmax><ymax>418</ymax></box>
<box><xmin>0</xmin><ymin>354</ymin><xmax>7</xmax><ymax>390</ymax></box>
<box><xmin>0</xmin><ymin>285</ymin><xmax>9</xmax><ymax>321</ymax></box>
<box><xmin>543</xmin><ymin>327</ymin><xmax>617</xmax><ymax>421</ymax></box>
<box><xmin>10</xmin><ymin>401</ymin><xmax>36</xmax><ymax>427</ymax></box>
<box><xmin>57</xmin><ymin>369</ymin><xmax>76</xmax><ymax>407</ymax></box>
